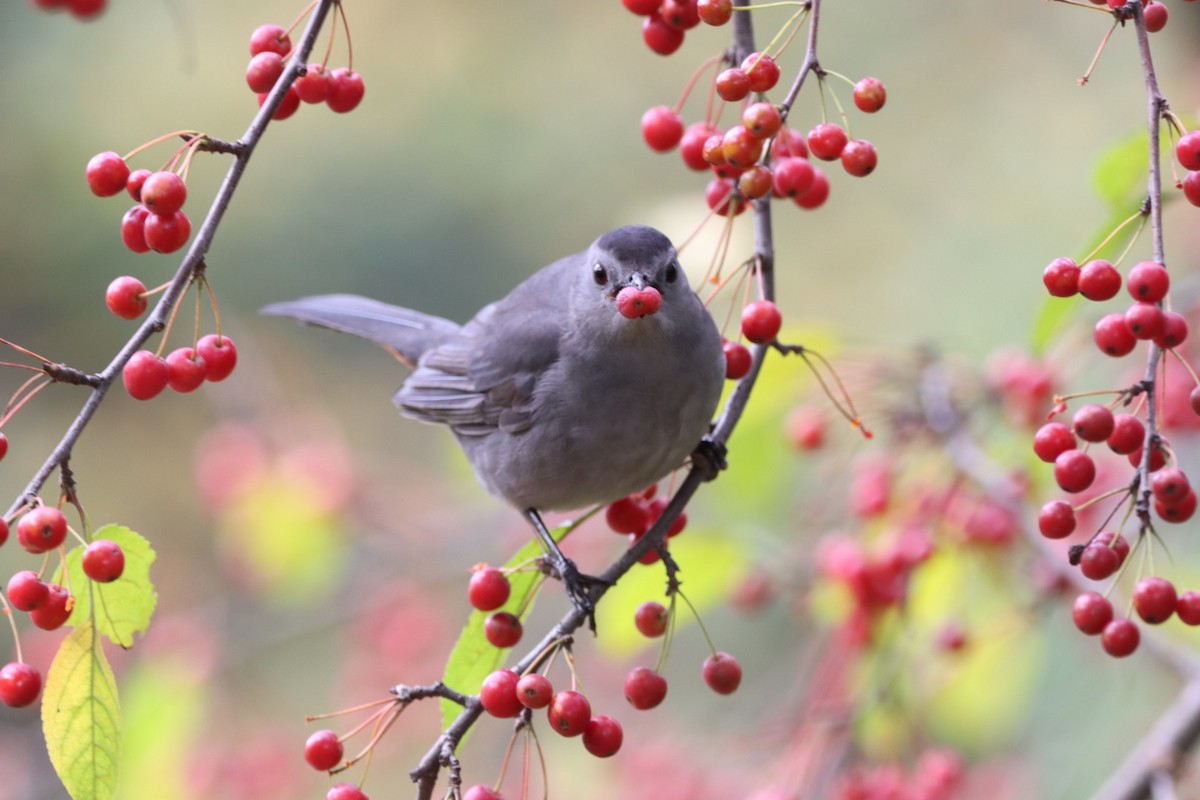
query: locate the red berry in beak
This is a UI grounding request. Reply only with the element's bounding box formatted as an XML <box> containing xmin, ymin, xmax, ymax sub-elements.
<box><xmin>616</xmin><ymin>286</ymin><xmax>662</xmax><ymax>318</ymax></box>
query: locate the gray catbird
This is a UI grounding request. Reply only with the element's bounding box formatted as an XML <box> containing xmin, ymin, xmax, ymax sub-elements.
<box><xmin>263</xmin><ymin>225</ymin><xmax>726</xmax><ymax>616</ymax></box>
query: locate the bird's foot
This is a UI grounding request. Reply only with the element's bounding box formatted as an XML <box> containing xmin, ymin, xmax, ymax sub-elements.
<box><xmin>692</xmin><ymin>436</ymin><xmax>728</xmax><ymax>481</ymax></box>
<box><xmin>539</xmin><ymin>554</ymin><xmax>611</xmax><ymax>634</ymax></box>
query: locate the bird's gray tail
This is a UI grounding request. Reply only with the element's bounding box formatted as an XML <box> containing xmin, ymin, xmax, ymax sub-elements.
<box><xmin>261</xmin><ymin>294</ymin><xmax>460</xmax><ymax>365</ymax></box>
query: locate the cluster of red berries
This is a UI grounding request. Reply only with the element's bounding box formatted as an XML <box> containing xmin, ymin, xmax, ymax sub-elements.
<box><xmin>86</xmin><ymin>152</ymin><xmax>193</xmax><ymax>255</ymax></box>
<box><xmin>246</xmin><ymin>24</ymin><xmax>364</xmax><ymax>120</ymax></box>
<box><xmin>121</xmin><ymin>333</ymin><xmax>238</xmax><ymax>401</ymax></box>
<box><xmin>467</xmin><ymin>565</ymin><xmax>524</xmax><ymax>648</ymax></box>
<box><xmin>621</xmin><ymin>0</ymin><xmax>725</xmax><ymax>56</ymax></box>
<box><xmin>603</xmin><ymin>483</ymin><xmax>688</xmax><ymax>564</ymax></box>
<box><xmin>1176</xmin><ymin>130</ymin><xmax>1200</xmax><ymax>208</ymax></box>
<box><xmin>0</xmin><ymin>504</ymin><xmax>128</xmax><ymax>708</ymax></box>
<box><xmin>29</xmin><ymin>0</ymin><xmax>105</xmax><ymax>20</ymax></box>
<box><xmin>1043</xmin><ymin>258</ymin><xmax>1186</xmax><ymax>358</ymax></box>
<box><xmin>1071</xmin><ymin>573</ymin><xmax>1200</xmax><ymax>658</ymax></box>
<box><xmin>832</xmin><ymin>747</ymin><xmax>965</xmax><ymax>800</ymax></box>
<box><xmin>721</xmin><ymin>299</ymin><xmax>783</xmax><ymax>379</ymax></box>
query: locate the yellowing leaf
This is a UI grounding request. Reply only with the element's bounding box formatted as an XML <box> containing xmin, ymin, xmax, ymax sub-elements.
<box><xmin>59</xmin><ymin>525</ymin><xmax>157</xmax><ymax>648</ymax></box>
<box><xmin>42</xmin><ymin>621</ymin><xmax>121</xmax><ymax>800</ymax></box>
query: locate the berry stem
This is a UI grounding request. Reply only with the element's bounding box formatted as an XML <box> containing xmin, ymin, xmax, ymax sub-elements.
<box><xmin>0</xmin><ymin>591</ymin><xmax>25</xmax><ymax>665</ymax></box>
<box><xmin>1079</xmin><ymin>20</ymin><xmax>1119</xmax><ymax>87</ymax></box>
<box><xmin>675</xmin><ymin>54</ymin><xmax>725</xmax><ymax>116</ymax></box>
<box><xmin>121</xmin><ymin>130</ymin><xmax>203</xmax><ymax>163</ymax></box>
<box><xmin>675</xmin><ymin>588</ymin><xmax>720</xmax><ymax>656</ymax></box>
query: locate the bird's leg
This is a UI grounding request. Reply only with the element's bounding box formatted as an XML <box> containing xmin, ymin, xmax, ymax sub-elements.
<box><xmin>522</xmin><ymin>508</ymin><xmax>608</xmax><ymax>633</ymax></box>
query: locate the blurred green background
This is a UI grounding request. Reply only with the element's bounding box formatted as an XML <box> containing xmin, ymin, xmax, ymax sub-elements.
<box><xmin>2</xmin><ymin>1</ymin><xmax>1200</xmax><ymax>799</ymax></box>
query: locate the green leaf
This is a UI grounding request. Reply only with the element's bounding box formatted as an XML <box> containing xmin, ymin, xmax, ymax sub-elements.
<box><xmin>1092</xmin><ymin>128</ymin><xmax>1158</xmax><ymax>211</ymax></box>
<box><xmin>439</xmin><ymin>521</ymin><xmax>575</xmax><ymax>731</ymax></box>
<box><xmin>58</xmin><ymin>525</ymin><xmax>157</xmax><ymax>648</ymax></box>
<box><xmin>42</xmin><ymin>621</ymin><xmax>121</xmax><ymax>800</ymax></box>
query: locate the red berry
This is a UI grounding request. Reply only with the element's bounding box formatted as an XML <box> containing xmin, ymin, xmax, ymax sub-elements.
<box><xmin>722</xmin><ymin>125</ymin><xmax>763</xmax><ymax>169</ymax></box>
<box><xmin>1133</xmin><ymin>576</ymin><xmax>1177</xmax><ymax>624</ymax></box>
<box><xmin>742</xmin><ymin>102</ymin><xmax>782</xmax><ymax>139</ymax></box>
<box><xmin>1184</xmin><ymin>171</ymin><xmax>1200</xmax><ymax>207</ymax></box>
<box><xmin>295</xmin><ymin>64</ymin><xmax>331</xmax><ymax>104</ymax></box>
<box><xmin>1094</xmin><ymin>313</ymin><xmax>1136</xmax><ymax>357</ymax></box>
<box><xmin>1032</xmin><ymin>422</ymin><xmax>1076</xmax><ymax>463</ymax></box>
<box><xmin>249</xmin><ymin>24</ymin><xmax>291</xmax><ymax>57</ymax></box>
<box><xmin>67</xmin><ymin>0</ymin><xmax>105</xmax><ymax>20</ymax></box>
<box><xmin>623</xmin><ymin>0</ymin><xmax>661</xmax><ymax>13</ymax></box>
<box><xmin>741</xmin><ymin>300</ymin><xmax>782</xmax><ymax>344</ymax></box>
<box><xmin>1072</xmin><ymin>404</ymin><xmax>1114</xmax><ymax>443</ymax></box>
<box><xmin>1043</xmin><ymin>257</ymin><xmax>1080</xmax><ymax>298</ymax></box>
<box><xmin>480</xmin><ymin>669</ymin><xmax>523</xmax><ymax>718</ymax></box>
<box><xmin>660</xmin><ymin>0</ymin><xmax>700</xmax><ymax>29</ymax></box>
<box><xmin>1192</xmin><ymin>386</ymin><xmax>1200</xmax><ymax>418</ymax></box>
<box><xmin>723</xmin><ymin>338</ymin><xmax>752</xmax><ymax>380</ymax></box>
<box><xmin>85</xmin><ymin>151</ymin><xmax>130</xmax><ymax>197</ymax></box>
<box><xmin>463</xmin><ymin>787</ymin><xmax>502</xmax><ymax>800</ymax></box>
<box><xmin>196</xmin><ymin>334</ymin><xmax>238</xmax><ymax>381</ymax></box>
<box><xmin>484</xmin><ymin>611</ymin><xmax>523</xmax><ymax>648</ymax></box>
<box><xmin>705</xmin><ymin>178</ymin><xmax>745</xmax><ymax>217</ymax></box>
<box><xmin>794</xmin><ymin>167</ymin><xmax>830</xmax><ymax>210</ymax></box>
<box><xmin>0</xmin><ymin>432</ymin><xmax>7</xmax><ymax>462</ymax></box>
<box><xmin>772</xmin><ymin>127</ymin><xmax>808</xmax><ymax>159</ymax></box>
<box><xmin>1079</xmin><ymin>543</ymin><xmax>1120</xmax><ymax>581</ymax></box>
<box><xmin>582</xmin><ymin>715</ymin><xmax>624</xmax><ymax>758</ymax></box>
<box><xmin>106</xmin><ymin>276</ymin><xmax>148</xmax><ymax>320</ymax></box>
<box><xmin>715</xmin><ymin>68</ymin><xmax>751</xmax><ymax>102</ymax></box>
<box><xmin>1153</xmin><ymin>311</ymin><xmax>1189</xmax><ymax>349</ymax></box>
<box><xmin>1178</xmin><ymin>131</ymin><xmax>1200</xmax><ymax>171</ymax></box>
<box><xmin>126</xmin><ymin>168</ymin><xmax>151</xmax><ymax>201</ymax></box>
<box><xmin>0</xmin><ymin>663</ymin><xmax>42</xmax><ymax>708</ymax></box>
<box><xmin>30</xmin><ymin>583</ymin><xmax>71</xmax><ymax>631</ymax></box>
<box><xmin>144</xmin><ymin>209</ymin><xmax>192</xmax><ymax>254</ymax></box>
<box><xmin>701</xmin><ymin>652</ymin><xmax>742</xmax><ymax>695</ymax></box>
<box><xmin>738</xmin><ymin>166</ymin><xmax>773</xmax><ymax>199</ymax></box>
<box><xmin>246</xmin><ymin>51</ymin><xmax>285</xmax><ymax>94</ymax></box>
<box><xmin>641</xmin><ymin>106</ymin><xmax>684</xmax><ymax>152</ymax></box>
<box><xmin>327</xmin><ymin>68</ymin><xmax>365</xmax><ymax>113</ymax></box>
<box><xmin>606</xmin><ymin>496</ymin><xmax>650</xmax><ymax>534</ymax></box>
<box><xmin>642</xmin><ymin>14</ymin><xmax>685</xmax><ymax>55</ymax></box>
<box><xmin>1072</xmin><ymin>591</ymin><xmax>1113</xmax><ymax>635</ymax></box>
<box><xmin>468</xmin><ymin>566</ymin><xmax>510</xmax><ymax>611</ymax></box>
<box><xmin>787</xmin><ymin>406</ymin><xmax>826</xmax><ymax>450</ymax></box>
<box><xmin>82</xmin><ymin>539</ymin><xmax>124</xmax><ymax>583</ymax></box>
<box><xmin>516</xmin><ymin>673</ymin><xmax>554</xmax><ymax>709</ymax></box>
<box><xmin>304</xmin><ymin>729</ymin><xmax>344</xmax><ymax>771</ymax></box>
<box><xmin>1151</xmin><ymin>466</ymin><xmax>1190</xmax><ymax>505</ymax></box>
<box><xmin>740</xmin><ymin>52</ymin><xmax>780</xmax><ymax>92</ymax></box>
<box><xmin>852</xmin><ymin>77</ymin><xmax>887</xmax><ymax>113</ymax></box>
<box><xmin>624</xmin><ymin>667</ymin><xmax>668</xmax><ymax>710</ymax></box>
<box><xmin>1125</xmin><ymin>302</ymin><xmax>1164</xmax><ymax>340</ymax></box>
<box><xmin>1156</xmin><ymin>488</ymin><xmax>1197</xmax><ymax>523</ymax></box>
<box><xmin>0</xmin><ymin>519</ymin><xmax>8</xmax><ymax>548</ymax></box>
<box><xmin>121</xmin><ymin>206</ymin><xmax>151</xmax><ymax>253</ymax></box>
<box><xmin>548</xmin><ymin>690</ymin><xmax>591</xmax><ymax>737</ymax></box>
<box><xmin>807</xmin><ymin>123</ymin><xmax>848</xmax><ymax>161</ymax></box>
<box><xmin>166</xmin><ymin>347</ymin><xmax>208</xmax><ymax>393</ymax></box>
<box><xmin>327</xmin><ymin>784</ymin><xmax>369</xmax><ymax>800</ymax></box>
<box><xmin>680</xmin><ymin>122</ymin><xmax>720</xmax><ymax>170</ymax></box>
<box><xmin>1101</xmin><ymin>617</ymin><xmax>1140</xmax><ymax>657</ymax></box>
<box><xmin>1130</xmin><ymin>439</ymin><xmax>1169</xmax><ymax>473</ymax></box>
<box><xmin>1177</xmin><ymin>591</ymin><xmax>1200</xmax><ymax>625</ymax></box>
<box><xmin>141</xmin><ymin>172</ymin><xmax>188</xmax><ymax>216</ymax></box>
<box><xmin>840</xmin><ymin>140</ymin><xmax>877</xmax><ymax>177</ymax></box>
<box><xmin>1078</xmin><ymin>260</ymin><xmax>1121</xmax><ymax>301</ymax></box>
<box><xmin>1037</xmin><ymin>500</ymin><xmax>1076</xmax><ymax>539</ymax></box>
<box><xmin>17</xmin><ymin>506</ymin><xmax>68</xmax><ymax>554</ymax></box>
<box><xmin>772</xmin><ymin>157</ymin><xmax>815</xmax><ymax>198</ymax></box>
<box><xmin>1107</xmin><ymin>414</ymin><xmax>1145</xmax><ymax>455</ymax></box>
<box><xmin>1126</xmin><ymin>261</ymin><xmax>1169</xmax><ymax>302</ymax></box>
<box><xmin>697</xmin><ymin>0</ymin><xmax>733</xmax><ymax>25</ymax></box>
<box><xmin>6</xmin><ymin>571</ymin><xmax>49</xmax><ymax>612</ymax></box>
<box><xmin>1054</xmin><ymin>450</ymin><xmax>1095</xmax><ymax>493</ymax></box>
<box><xmin>259</xmin><ymin>87</ymin><xmax>301</xmax><ymax>120</ymax></box>
<box><xmin>123</xmin><ymin>350</ymin><xmax>169</xmax><ymax>400</ymax></box>
<box><xmin>1143</xmin><ymin>1</ymin><xmax>1168</xmax><ymax>32</ymax></box>
<box><xmin>634</xmin><ymin>601</ymin><xmax>669</xmax><ymax>637</ymax></box>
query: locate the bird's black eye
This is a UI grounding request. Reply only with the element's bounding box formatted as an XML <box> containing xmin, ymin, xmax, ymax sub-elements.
<box><xmin>593</xmin><ymin>264</ymin><xmax>608</xmax><ymax>286</ymax></box>
<box><xmin>665</xmin><ymin>262</ymin><xmax>679</xmax><ymax>283</ymax></box>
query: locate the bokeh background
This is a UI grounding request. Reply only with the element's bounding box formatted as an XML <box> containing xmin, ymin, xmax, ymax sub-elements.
<box><xmin>2</xmin><ymin>1</ymin><xmax>1200</xmax><ymax>798</ymax></box>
